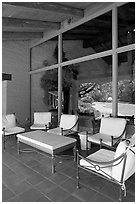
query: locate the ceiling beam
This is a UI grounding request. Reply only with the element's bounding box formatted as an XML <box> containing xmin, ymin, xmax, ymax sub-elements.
<box><xmin>3</xmin><ymin>2</ymin><xmax>84</xmax><ymax>17</ymax></box>
<box><xmin>2</xmin><ymin>32</ymin><xmax>43</xmax><ymax>40</ymax></box>
<box><xmin>2</xmin><ymin>17</ymin><xmax>60</xmax><ymax>29</ymax></box>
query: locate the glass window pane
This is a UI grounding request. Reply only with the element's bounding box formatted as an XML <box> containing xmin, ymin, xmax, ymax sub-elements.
<box><xmin>31</xmin><ymin>37</ymin><xmax>58</xmax><ymax>71</ymax></box>
<box><xmin>77</xmin><ymin>55</ymin><xmax>112</xmax><ymax>118</ymax></box>
<box><xmin>63</xmin><ymin>11</ymin><xmax>112</xmax><ymax>61</ymax></box>
<box><xmin>117</xmin><ymin>50</ymin><xmax>135</xmax><ymax>117</ymax></box>
<box><xmin>118</xmin><ymin>2</ymin><xmax>135</xmax><ymax>47</ymax></box>
<box><xmin>31</xmin><ymin>70</ymin><xmax>58</xmax><ymax>127</ymax></box>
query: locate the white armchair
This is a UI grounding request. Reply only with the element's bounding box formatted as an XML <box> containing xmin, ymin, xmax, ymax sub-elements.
<box><xmin>77</xmin><ymin>135</ymin><xmax>135</xmax><ymax>201</ymax></box>
<box><xmin>86</xmin><ymin>117</ymin><xmax>127</xmax><ymax>149</ymax></box>
<box><xmin>48</xmin><ymin>114</ymin><xmax>78</xmax><ymax>136</ymax></box>
<box><xmin>2</xmin><ymin>113</ymin><xmax>25</xmax><ymax>149</ymax></box>
<box><xmin>30</xmin><ymin>112</ymin><xmax>52</xmax><ymax>130</ymax></box>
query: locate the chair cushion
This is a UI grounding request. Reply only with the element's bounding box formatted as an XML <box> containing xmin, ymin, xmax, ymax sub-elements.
<box><xmin>88</xmin><ymin>133</ymin><xmax>118</xmax><ymax>146</ymax></box>
<box><xmin>2</xmin><ymin>114</ymin><xmax>16</xmax><ymax>129</ymax></box>
<box><xmin>100</xmin><ymin>117</ymin><xmax>126</xmax><ymax>138</ymax></box>
<box><xmin>60</xmin><ymin>114</ymin><xmax>78</xmax><ymax>131</ymax></box>
<box><xmin>30</xmin><ymin>124</ymin><xmax>47</xmax><ymax>130</ymax></box>
<box><xmin>34</xmin><ymin>112</ymin><xmax>51</xmax><ymax>125</ymax></box>
<box><xmin>112</xmin><ymin>140</ymin><xmax>135</xmax><ymax>182</ymax></box>
<box><xmin>4</xmin><ymin>126</ymin><xmax>25</xmax><ymax>136</ymax></box>
<box><xmin>80</xmin><ymin>149</ymin><xmax>115</xmax><ymax>179</ymax></box>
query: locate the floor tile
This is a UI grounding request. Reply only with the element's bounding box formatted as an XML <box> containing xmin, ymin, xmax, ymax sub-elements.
<box><xmin>8</xmin><ymin>180</ymin><xmax>32</xmax><ymax>195</ymax></box>
<box><xmin>60</xmin><ymin>178</ymin><xmax>77</xmax><ymax>193</ymax></box>
<box><xmin>126</xmin><ymin>179</ymin><xmax>135</xmax><ymax>196</ymax></box>
<box><xmin>2</xmin><ymin>188</ymin><xmax>15</xmax><ymax>201</ymax></box>
<box><xmin>122</xmin><ymin>192</ymin><xmax>135</xmax><ymax>202</ymax></box>
<box><xmin>45</xmin><ymin>186</ymin><xmax>70</xmax><ymax>202</ymax></box>
<box><xmin>60</xmin><ymin>166</ymin><xmax>77</xmax><ymax>178</ymax></box>
<box><xmin>49</xmin><ymin>172</ymin><xmax>69</xmax><ymax>185</ymax></box>
<box><xmin>64</xmin><ymin>195</ymin><xmax>82</xmax><ymax>202</ymax></box>
<box><xmin>6</xmin><ymin>195</ymin><xmax>23</xmax><ymax>202</ymax></box>
<box><xmin>77</xmin><ymin>172</ymin><xmax>107</xmax><ymax>191</ymax></box>
<box><xmin>2</xmin><ymin>164</ymin><xmax>15</xmax><ymax>178</ymax></box>
<box><xmin>2</xmin><ymin>183</ymin><xmax>7</xmax><ymax>191</ymax></box>
<box><xmin>100</xmin><ymin>182</ymin><xmax>120</xmax><ymax>201</ymax></box>
<box><xmin>36</xmin><ymin>178</ymin><xmax>57</xmax><ymax>194</ymax></box>
<box><xmin>72</xmin><ymin>185</ymin><xmax>98</xmax><ymax>202</ymax></box>
<box><xmin>36</xmin><ymin>195</ymin><xmax>52</xmax><ymax>202</ymax></box>
<box><xmin>18</xmin><ymin>188</ymin><xmax>44</xmax><ymax>202</ymax></box>
<box><xmin>26</xmin><ymin>172</ymin><xmax>45</xmax><ymax>185</ymax></box>
<box><xmin>25</xmin><ymin>158</ymin><xmax>41</xmax><ymax>168</ymax></box>
<box><xmin>93</xmin><ymin>192</ymin><xmax>114</xmax><ymax>202</ymax></box>
<box><xmin>3</xmin><ymin>173</ymin><xmax>25</xmax><ymax>187</ymax></box>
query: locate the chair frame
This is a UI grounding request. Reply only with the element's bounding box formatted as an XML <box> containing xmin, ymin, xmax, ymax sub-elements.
<box><xmin>76</xmin><ymin>140</ymin><xmax>135</xmax><ymax>201</ymax></box>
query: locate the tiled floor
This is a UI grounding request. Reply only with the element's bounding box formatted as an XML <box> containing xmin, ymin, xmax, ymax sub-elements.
<box><xmin>2</xmin><ymin>136</ymin><xmax>135</xmax><ymax>202</ymax></box>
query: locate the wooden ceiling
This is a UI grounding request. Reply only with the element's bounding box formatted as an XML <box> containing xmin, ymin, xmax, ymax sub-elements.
<box><xmin>2</xmin><ymin>2</ymin><xmax>135</xmax><ymax>50</ymax></box>
<box><xmin>2</xmin><ymin>2</ymin><xmax>88</xmax><ymax>40</ymax></box>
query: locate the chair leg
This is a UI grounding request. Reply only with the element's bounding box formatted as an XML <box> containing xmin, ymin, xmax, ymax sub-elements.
<box><xmin>76</xmin><ymin>152</ymin><xmax>80</xmax><ymax>189</ymax></box>
<box><xmin>3</xmin><ymin>134</ymin><xmax>6</xmax><ymax>150</ymax></box>
<box><xmin>119</xmin><ymin>187</ymin><xmax>122</xmax><ymax>201</ymax></box>
<box><xmin>119</xmin><ymin>184</ymin><xmax>126</xmax><ymax>201</ymax></box>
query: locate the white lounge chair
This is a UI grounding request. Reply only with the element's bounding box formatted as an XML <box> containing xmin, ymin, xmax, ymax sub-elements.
<box><xmin>2</xmin><ymin>113</ymin><xmax>25</xmax><ymax>149</ymax></box>
<box><xmin>30</xmin><ymin>112</ymin><xmax>52</xmax><ymax>130</ymax></box>
<box><xmin>48</xmin><ymin>114</ymin><xmax>78</xmax><ymax>136</ymax></box>
<box><xmin>77</xmin><ymin>135</ymin><xmax>135</xmax><ymax>201</ymax></box>
<box><xmin>86</xmin><ymin>117</ymin><xmax>127</xmax><ymax>149</ymax></box>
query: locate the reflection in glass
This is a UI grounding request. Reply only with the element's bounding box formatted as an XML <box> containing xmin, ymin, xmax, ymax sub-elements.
<box><xmin>118</xmin><ymin>2</ymin><xmax>135</xmax><ymax>47</ymax></box>
<box><xmin>63</xmin><ymin>11</ymin><xmax>112</xmax><ymax>61</ymax></box>
<box><xmin>77</xmin><ymin>55</ymin><xmax>112</xmax><ymax>118</ymax></box>
<box><xmin>117</xmin><ymin>50</ymin><xmax>135</xmax><ymax>117</ymax></box>
<box><xmin>31</xmin><ymin>37</ymin><xmax>58</xmax><ymax>71</ymax></box>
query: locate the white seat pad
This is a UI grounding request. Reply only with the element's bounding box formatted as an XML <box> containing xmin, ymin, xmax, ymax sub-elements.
<box><xmin>88</xmin><ymin>133</ymin><xmax>117</xmax><ymax>146</ymax></box>
<box><xmin>80</xmin><ymin>149</ymin><xmax>115</xmax><ymax>178</ymax></box>
<box><xmin>30</xmin><ymin>124</ymin><xmax>47</xmax><ymax>129</ymax></box>
<box><xmin>4</xmin><ymin>126</ymin><xmax>25</xmax><ymax>136</ymax></box>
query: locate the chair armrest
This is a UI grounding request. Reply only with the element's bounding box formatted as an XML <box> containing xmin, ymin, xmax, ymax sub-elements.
<box><xmin>77</xmin><ymin>151</ymin><xmax>126</xmax><ymax>167</ymax></box>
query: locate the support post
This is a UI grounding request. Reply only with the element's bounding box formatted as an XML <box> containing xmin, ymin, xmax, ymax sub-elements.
<box><xmin>58</xmin><ymin>33</ymin><xmax>62</xmax><ymax>123</ymax></box>
<box><xmin>76</xmin><ymin>150</ymin><xmax>80</xmax><ymax>189</ymax></box>
<box><xmin>112</xmin><ymin>6</ymin><xmax>118</xmax><ymax>117</ymax></box>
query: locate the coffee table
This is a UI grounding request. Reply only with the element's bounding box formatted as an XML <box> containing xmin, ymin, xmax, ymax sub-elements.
<box><xmin>17</xmin><ymin>130</ymin><xmax>77</xmax><ymax>173</ymax></box>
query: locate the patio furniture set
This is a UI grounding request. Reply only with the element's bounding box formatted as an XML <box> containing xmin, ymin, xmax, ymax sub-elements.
<box><xmin>2</xmin><ymin>112</ymin><xmax>135</xmax><ymax>201</ymax></box>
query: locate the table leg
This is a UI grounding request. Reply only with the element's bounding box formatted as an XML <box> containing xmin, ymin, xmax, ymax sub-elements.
<box><xmin>73</xmin><ymin>145</ymin><xmax>76</xmax><ymax>162</ymax></box>
<box><xmin>52</xmin><ymin>154</ymin><xmax>55</xmax><ymax>173</ymax></box>
<box><xmin>17</xmin><ymin>139</ymin><xmax>20</xmax><ymax>154</ymax></box>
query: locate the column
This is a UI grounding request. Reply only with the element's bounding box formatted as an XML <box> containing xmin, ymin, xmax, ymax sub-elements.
<box><xmin>112</xmin><ymin>6</ymin><xmax>118</xmax><ymax>117</ymax></box>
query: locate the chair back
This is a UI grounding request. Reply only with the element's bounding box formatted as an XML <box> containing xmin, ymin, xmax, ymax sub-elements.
<box><xmin>2</xmin><ymin>114</ymin><xmax>16</xmax><ymax>129</ymax></box>
<box><xmin>60</xmin><ymin>114</ymin><xmax>78</xmax><ymax>131</ymax></box>
<box><xmin>112</xmin><ymin>138</ymin><xmax>135</xmax><ymax>182</ymax></box>
<box><xmin>100</xmin><ymin>117</ymin><xmax>127</xmax><ymax>138</ymax></box>
<box><xmin>34</xmin><ymin>112</ymin><xmax>51</xmax><ymax>125</ymax></box>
